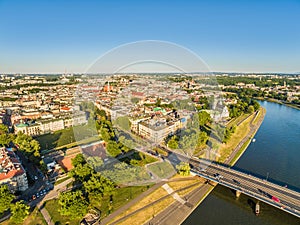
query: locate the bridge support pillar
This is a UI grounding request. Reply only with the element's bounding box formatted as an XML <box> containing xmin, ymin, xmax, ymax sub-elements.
<box><xmin>236</xmin><ymin>190</ymin><xmax>241</xmax><ymax>198</ymax></box>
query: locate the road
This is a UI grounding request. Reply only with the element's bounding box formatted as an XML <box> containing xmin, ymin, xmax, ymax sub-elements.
<box><xmin>191</xmin><ymin>160</ymin><xmax>300</xmax><ymax>218</ymax></box>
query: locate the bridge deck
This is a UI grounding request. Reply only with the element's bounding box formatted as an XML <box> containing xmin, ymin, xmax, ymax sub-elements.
<box><xmin>190</xmin><ymin>160</ymin><xmax>300</xmax><ymax>218</ymax></box>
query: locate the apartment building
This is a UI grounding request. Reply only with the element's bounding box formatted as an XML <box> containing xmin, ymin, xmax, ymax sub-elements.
<box><xmin>138</xmin><ymin>118</ymin><xmax>182</xmax><ymax>143</ymax></box>
<box><xmin>0</xmin><ymin>147</ymin><xmax>28</xmax><ymax>192</ymax></box>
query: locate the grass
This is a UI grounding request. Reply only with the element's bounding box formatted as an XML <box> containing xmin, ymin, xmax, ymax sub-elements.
<box><xmin>168</xmin><ymin>178</ymin><xmax>199</xmax><ymax>192</ymax></box>
<box><xmin>92</xmin><ymin>186</ymin><xmax>151</xmax><ymax>219</ymax></box>
<box><xmin>152</xmin><ymin>147</ymin><xmax>168</xmax><ymax>157</ymax></box>
<box><xmin>148</xmin><ymin>162</ymin><xmax>176</xmax><ymax>179</ymax></box>
<box><xmin>120</xmin><ymin>152</ymin><xmax>157</xmax><ymax>167</ymax></box>
<box><xmin>109</xmin><ymin>187</ymin><xmax>171</xmax><ymax>224</ymax></box>
<box><xmin>44</xmin><ymin>199</ymin><xmax>81</xmax><ymax>225</ymax></box>
<box><xmin>0</xmin><ymin>207</ymin><xmax>46</xmax><ymax>225</ymax></box>
<box><xmin>227</xmin><ymin>113</ymin><xmax>250</xmax><ymax>127</ymax></box>
<box><xmin>116</xmin><ymin>196</ymin><xmax>174</xmax><ymax>225</ymax></box>
<box><xmin>54</xmin><ymin>176</ymin><xmax>71</xmax><ymax>186</ymax></box>
<box><xmin>35</xmin><ymin>122</ymin><xmax>99</xmax><ymax>150</ymax></box>
<box><xmin>218</xmin><ymin>112</ymin><xmax>255</xmax><ymax>162</ymax></box>
<box><xmin>252</xmin><ymin>107</ymin><xmax>266</xmax><ymax>125</ymax></box>
<box><xmin>109</xmin><ymin>177</ymin><xmax>204</xmax><ymax>225</ymax></box>
<box><xmin>229</xmin><ymin>138</ymin><xmax>251</xmax><ymax>165</ymax></box>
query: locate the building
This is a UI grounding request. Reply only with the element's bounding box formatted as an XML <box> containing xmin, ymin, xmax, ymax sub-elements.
<box><xmin>14</xmin><ymin>123</ymin><xmax>41</xmax><ymax>136</ymax></box>
<box><xmin>14</xmin><ymin>111</ymin><xmax>87</xmax><ymax>136</ymax></box>
<box><xmin>138</xmin><ymin>118</ymin><xmax>182</xmax><ymax>143</ymax></box>
<box><xmin>0</xmin><ymin>147</ymin><xmax>28</xmax><ymax>192</ymax></box>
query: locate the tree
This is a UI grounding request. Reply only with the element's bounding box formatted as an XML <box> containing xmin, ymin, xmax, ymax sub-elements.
<box><xmin>198</xmin><ymin>111</ymin><xmax>211</xmax><ymax>127</ymax></box>
<box><xmin>247</xmin><ymin>105</ymin><xmax>255</xmax><ymax>114</ymax></box>
<box><xmin>69</xmin><ymin>163</ymin><xmax>93</xmax><ymax>181</ymax></box>
<box><xmin>71</xmin><ymin>153</ymin><xmax>86</xmax><ymax>167</ymax></box>
<box><xmin>197</xmin><ymin>131</ymin><xmax>208</xmax><ymax>147</ymax></box>
<box><xmin>86</xmin><ymin>156</ymin><xmax>103</xmax><ymax>172</ymax></box>
<box><xmin>0</xmin><ymin>124</ymin><xmax>8</xmax><ymax>134</ymax></box>
<box><xmin>176</xmin><ymin>162</ymin><xmax>190</xmax><ymax>176</ymax></box>
<box><xmin>83</xmin><ymin>173</ymin><xmax>115</xmax><ymax>197</ymax></box>
<box><xmin>10</xmin><ymin>201</ymin><xmax>30</xmax><ymax>224</ymax></box>
<box><xmin>252</xmin><ymin>100</ymin><xmax>260</xmax><ymax>111</ymax></box>
<box><xmin>167</xmin><ymin>136</ymin><xmax>178</xmax><ymax>149</ymax></box>
<box><xmin>106</xmin><ymin>140</ymin><xmax>122</xmax><ymax>157</ymax></box>
<box><xmin>58</xmin><ymin>190</ymin><xmax>88</xmax><ymax>219</ymax></box>
<box><xmin>0</xmin><ymin>185</ymin><xmax>14</xmax><ymax>214</ymax></box>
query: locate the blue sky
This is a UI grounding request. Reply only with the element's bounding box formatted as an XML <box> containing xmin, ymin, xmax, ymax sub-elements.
<box><xmin>0</xmin><ymin>0</ymin><xmax>299</xmax><ymax>73</ymax></box>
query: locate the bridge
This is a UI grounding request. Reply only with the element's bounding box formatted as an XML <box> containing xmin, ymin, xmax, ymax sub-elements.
<box><xmin>188</xmin><ymin>159</ymin><xmax>300</xmax><ymax>218</ymax></box>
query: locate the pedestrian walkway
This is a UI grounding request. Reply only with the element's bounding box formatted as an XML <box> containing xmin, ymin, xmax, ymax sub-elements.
<box><xmin>162</xmin><ymin>184</ymin><xmax>186</xmax><ymax>205</ymax></box>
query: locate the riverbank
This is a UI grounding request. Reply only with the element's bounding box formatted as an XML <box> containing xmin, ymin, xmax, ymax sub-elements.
<box><xmin>255</xmin><ymin>97</ymin><xmax>300</xmax><ymax>110</ymax></box>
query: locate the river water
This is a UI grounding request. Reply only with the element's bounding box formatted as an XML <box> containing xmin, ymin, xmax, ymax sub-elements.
<box><xmin>183</xmin><ymin>101</ymin><xmax>300</xmax><ymax>225</ymax></box>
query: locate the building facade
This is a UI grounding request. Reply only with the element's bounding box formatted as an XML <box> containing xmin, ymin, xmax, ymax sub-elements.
<box><xmin>0</xmin><ymin>147</ymin><xmax>28</xmax><ymax>192</ymax></box>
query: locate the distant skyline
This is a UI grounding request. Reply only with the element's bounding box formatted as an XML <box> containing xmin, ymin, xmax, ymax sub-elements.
<box><xmin>1</xmin><ymin>0</ymin><xmax>300</xmax><ymax>73</ymax></box>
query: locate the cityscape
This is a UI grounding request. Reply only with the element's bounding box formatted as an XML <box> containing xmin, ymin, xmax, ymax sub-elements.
<box><xmin>0</xmin><ymin>1</ymin><xmax>299</xmax><ymax>225</ymax></box>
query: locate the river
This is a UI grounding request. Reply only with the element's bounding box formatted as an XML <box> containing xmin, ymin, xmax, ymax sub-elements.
<box><xmin>183</xmin><ymin>101</ymin><xmax>300</xmax><ymax>225</ymax></box>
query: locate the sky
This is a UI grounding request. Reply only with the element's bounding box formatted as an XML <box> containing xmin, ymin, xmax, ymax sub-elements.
<box><xmin>0</xmin><ymin>0</ymin><xmax>299</xmax><ymax>73</ymax></box>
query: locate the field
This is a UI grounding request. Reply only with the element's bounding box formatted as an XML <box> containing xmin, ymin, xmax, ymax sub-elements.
<box><xmin>148</xmin><ymin>162</ymin><xmax>176</xmax><ymax>179</ymax></box>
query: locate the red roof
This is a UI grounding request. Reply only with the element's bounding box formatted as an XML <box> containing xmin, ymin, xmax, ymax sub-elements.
<box><xmin>0</xmin><ymin>169</ymin><xmax>25</xmax><ymax>181</ymax></box>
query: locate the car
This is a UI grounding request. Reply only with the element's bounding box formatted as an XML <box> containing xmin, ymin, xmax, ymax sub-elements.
<box><xmin>36</xmin><ymin>193</ymin><xmax>40</xmax><ymax>198</ymax></box>
<box><xmin>40</xmin><ymin>191</ymin><xmax>44</xmax><ymax>196</ymax></box>
<box><xmin>32</xmin><ymin>195</ymin><xmax>36</xmax><ymax>200</ymax></box>
<box><xmin>214</xmin><ymin>173</ymin><xmax>223</xmax><ymax>180</ymax></box>
<box><xmin>34</xmin><ymin>176</ymin><xmax>38</xmax><ymax>180</ymax></box>
<box><xmin>272</xmin><ymin>196</ymin><xmax>280</xmax><ymax>203</ymax></box>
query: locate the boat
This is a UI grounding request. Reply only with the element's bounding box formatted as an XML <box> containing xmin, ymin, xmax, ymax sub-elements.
<box><xmin>252</xmin><ymin>138</ymin><xmax>256</xmax><ymax>143</ymax></box>
<box><xmin>255</xmin><ymin>202</ymin><xmax>260</xmax><ymax>215</ymax></box>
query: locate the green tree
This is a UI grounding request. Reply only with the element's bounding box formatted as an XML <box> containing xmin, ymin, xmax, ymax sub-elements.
<box><xmin>10</xmin><ymin>201</ymin><xmax>30</xmax><ymax>224</ymax></box>
<box><xmin>0</xmin><ymin>124</ymin><xmax>8</xmax><ymax>134</ymax></box>
<box><xmin>0</xmin><ymin>185</ymin><xmax>14</xmax><ymax>214</ymax></box>
<box><xmin>71</xmin><ymin>153</ymin><xmax>86</xmax><ymax>167</ymax></box>
<box><xmin>176</xmin><ymin>162</ymin><xmax>190</xmax><ymax>176</ymax></box>
<box><xmin>70</xmin><ymin>163</ymin><xmax>93</xmax><ymax>181</ymax></box>
<box><xmin>167</xmin><ymin>136</ymin><xmax>178</xmax><ymax>149</ymax></box>
<box><xmin>198</xmin><ymin>111</ymin><xmax>211</xmax><ymax>127</ymax></box>
<box><xmin>58</xmin><ymin>190</ymin><xmax>88</xmax><ymax>219</ymax></box>
<box><xmin>86</xmin><ymin>156</ymin><xmax>103</xmax><ymax>172</ymax></box>
<box><xmin>106</xmin><ymin>140</ymin><xmax>122</xmax><ymax>157</ymax></box>
<box><xmin>247</xmin><ymin>105</ymin><xmax>255</xmax><ymax>113</ymax></box>
<box><xmin>83</xmin><ymin>173</ymin><xmax>115</xmax><ymax>197</ymax></box>
<box><xmin>197</xmin><ymin>131</ymin><xmax>208</xmax><ymax>147</ymax></box>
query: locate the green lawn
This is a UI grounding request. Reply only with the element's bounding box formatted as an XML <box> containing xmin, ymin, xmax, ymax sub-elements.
<box><xmin>148</xmin><ymin>162</ymin><xmax>176</xmax><ymax>179</ymax></box>
<box><xmin>120</xmin><ymin>152</ymin><xmax>157</xmax><ymax>166</ymax></box>
<box><xmin>95</xmin><ymin>186</ymin><xmax>151</xmax><ymax>219</ymax></box>
<box><xmin>44</xmin><ymin>199</ymin><xmax>81</xmax><ymax>225</ymax></box>
<box><xmin>35</xmin><ymin>123</ymin><xmax>99</xmax><ymax>150</ymax></box>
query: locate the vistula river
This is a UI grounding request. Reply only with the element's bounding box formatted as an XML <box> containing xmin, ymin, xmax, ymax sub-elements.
<box><xmin>183</xmin><ymin>101</ymin><xmax>300</xmax><ymax>225</ymax></box>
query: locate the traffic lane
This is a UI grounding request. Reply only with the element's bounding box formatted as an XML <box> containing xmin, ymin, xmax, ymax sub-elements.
<box><xmin>202</xmin><ymin>167</ymin><xmax>300</xmax><ymax>210</ymax></box>
<box><xmin>158</xmin><ymin>151</ymin><xmax>300</xmax><ymax>207</ymax></box>
<box><xmin>199</xmin><ymin>170</ymin><xmax>300</xmax><ymax>211</ymax></box>
<box><xmin>204</xmin><ymin>164</ymin><xmax>300</xmax><ymax>201</ymax></box>
<box><xmin>205</xmin><ymin>166</ymin><xmax>300</xmax><ymax>205</ymax></box>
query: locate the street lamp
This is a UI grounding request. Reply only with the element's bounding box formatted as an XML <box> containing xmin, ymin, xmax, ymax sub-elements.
<box><xmin>266</xmin><ymin>172</ymin><xmax>269</xmax><ymax>181</ymax></box>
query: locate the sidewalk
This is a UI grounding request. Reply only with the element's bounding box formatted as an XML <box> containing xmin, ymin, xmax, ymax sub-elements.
<box><xmin>145</xmin><ymin>182</ymin><xmax>216</xmax><ymax>225</ymax></box>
